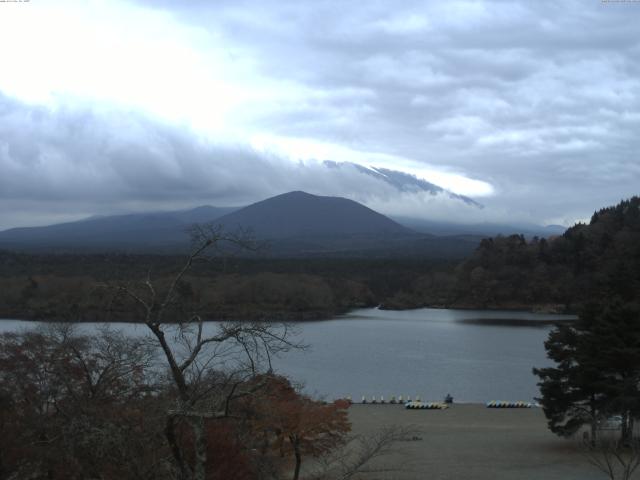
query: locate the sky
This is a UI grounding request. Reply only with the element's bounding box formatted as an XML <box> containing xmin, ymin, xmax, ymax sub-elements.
<box><xmin>0</xmin><ymin>0</ymin><xmax>639</xmax><ymax>230</ymax></box>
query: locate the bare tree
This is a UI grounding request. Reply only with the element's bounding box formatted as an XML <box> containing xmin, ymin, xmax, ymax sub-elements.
<box><xmin>109</xmin><ymin>224</ymin><xmax>301</xmax><ymax>480</ymax></box>
<box><xmin>308</xmin><ymin>425</ymin><xmax>422</xmax><ymax>480</ymax></box>
<box><xmin>0</xmin><ymin>324</ymin><xmax>165</xmax><ymax>480</ymax></box>
<box><xmin>582</xmin><ymin>434</ymin><xmax>640</xmax><ymax>480</ymax></box>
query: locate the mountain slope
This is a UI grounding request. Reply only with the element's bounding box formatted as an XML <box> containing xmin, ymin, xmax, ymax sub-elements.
<box><xmin>0</xmin><ymin>206</ymin><xmax>238</xmax><ymax>251</ymax></box>
<box><xmin>0</xmin><ymin>192</ymin><xmax>482</xmax><ymax>258</ymax></box>
<box><xmin>216</xmin><ymin>191</ymin><xmax>414</xmax><ymax>239</ymax></box>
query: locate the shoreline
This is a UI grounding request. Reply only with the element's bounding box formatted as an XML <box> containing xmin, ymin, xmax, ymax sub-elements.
<box><xmin>0</xmin><ymin>304</ymin><xmax>577</xmax><ymax>324</ymax></box>
<box><xmin>380</xmin><ymin>302</ymin><xmax>576</xmax><ymax>315</ymax></box>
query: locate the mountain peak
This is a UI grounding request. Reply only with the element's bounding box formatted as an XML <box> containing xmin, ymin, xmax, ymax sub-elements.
<box><xmin>272</xmin><ymin>190</ymin><xmax>317</xmax><ymax>200</ymax></box>
<box><xmin>266</xmin><ymin>191</ymin><xmax>339</xmax><ymax>201</ymax></box>
<box><xmin>216</xmin><ymin>191</ymin><xmax>413</xmax><ymax>239</ymax></box>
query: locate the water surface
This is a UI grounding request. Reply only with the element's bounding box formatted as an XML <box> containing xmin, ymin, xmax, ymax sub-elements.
<box><xmin>0</xmin><ymin>307</ymin><xmax>575</xmax><ymax>403</ymax></box>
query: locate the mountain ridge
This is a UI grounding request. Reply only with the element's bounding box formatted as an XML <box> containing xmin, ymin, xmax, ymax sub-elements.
<box><xmin>0</xmin><ymin>191</ymin><xmax>562</xmax><ymax>256</ymax></box>
<box><xmin>0</xmin><ymin>206</ymin><xmax>239</xmax><ymax>251</ymax></box>
<box><xmin>0</xmin><ymin>191</ymin><xmax>425</xmax><ymax>255</ymax></box>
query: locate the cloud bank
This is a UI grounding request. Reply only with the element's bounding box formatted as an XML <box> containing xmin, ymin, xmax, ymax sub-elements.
<box><xmin>1</xmin><ymin>0</ymin><xmax>639</xmax><ymax>229</ymax></box>
<box><xmin>0</xmin><ymin>95</ymin><xmax>485</xmax><ymax>229</ymax></box>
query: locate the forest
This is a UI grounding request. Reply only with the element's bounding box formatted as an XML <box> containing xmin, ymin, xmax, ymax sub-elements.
<box><xmin>384</xmin><ymin>197</ymin><xmax>640</xmax><ymax>312</ymax></box>
<box><xmin>0</xmin><ymin>253</ymin><xmax>451</xmax><ymax>322</ymax></box>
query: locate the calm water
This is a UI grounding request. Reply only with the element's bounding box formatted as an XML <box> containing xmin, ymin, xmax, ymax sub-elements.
<box><xmin>0</xmin><ymin>308</ymin><xmax>575</xmax><ymax>403</ymax></box>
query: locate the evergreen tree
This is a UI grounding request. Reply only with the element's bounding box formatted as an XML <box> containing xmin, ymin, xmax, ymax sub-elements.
<box><xmin>534</xmin><ymin>322</ymin><xmax>606</xmax><ymax>442</ymax></box>
<box><xmin>583</xmin><ymin>301</ymin><xmax>640</xmax><ymax>443</ymax></box>
<box><xmin>534</xmin><ymin>300</ymin><xmax>640</xmax><ymax>443</ymax></box>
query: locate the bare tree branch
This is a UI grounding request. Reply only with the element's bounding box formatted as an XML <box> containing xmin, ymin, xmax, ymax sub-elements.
<box><xmin>100</xmin><ymin>224</ymin><xmax>302</xmax><ymax>480</ymax></box>
<box><xmin>308</xmin><ymin>425</ymin><xmax>423</xmax><ymax>480</ymax></box>
<box><xmin>582</xmin><ymin>434</ymin><xmax>640</xmax><ymax>480</ymax></box>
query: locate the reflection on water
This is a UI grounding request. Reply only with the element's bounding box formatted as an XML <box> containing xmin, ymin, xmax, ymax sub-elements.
<box><xmin>0</xmin><ymin>307</ymin><xmax>576</xmax><ymax>403</ymax></box>
<box><xmin>273</xmin><ymin>308</ymin><xmax>576</xmax><ymax>403</ymax></box>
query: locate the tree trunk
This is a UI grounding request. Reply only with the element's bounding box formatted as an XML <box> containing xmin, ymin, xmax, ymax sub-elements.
<box><xmin>590</xmin><ymin>401</ymin><xmax>598</xmax><ymax>446</ymax></box>
<box><xmin>291</xmin><ymin>436</ymin><xmax>302</xmax><ymax>480</ymax></box>
<box><xmin>261</xmin><ymin>430</ymin><xmax>269</xmax><ymax>455</ymax></box>
<box><xmin>621</xmin><ymin>411</ymin><xmax>630</xmax><ymax>445</ymax></box>
<box><xmin>165</xmin><ymin>415</ymin><xmax>189</xmax><ymax>480</ymax></box>
<box><xmin>190</xmin><ymin>416</ymin><xmax>207</xmax><ymax>480</ymax></box>
<box><xmin>149</xmin><ymin>325</ymin><xmax>189</xmax><ymax>401</ymax></box>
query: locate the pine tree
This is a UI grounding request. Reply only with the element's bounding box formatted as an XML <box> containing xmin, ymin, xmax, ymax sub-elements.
<box><xmin>534</xmin><ymin>300</ymin><xmax>640</xmax><ymax>444</ymax></box>
<box><xmin>583</xmin><ymin>301</ymin><xmax>640</xmax><ymax>443</ymax></box>
<box><xmin>534</xmin><ymin>322</ymin><xmax>606</xmax><ymax>442</ymax></box>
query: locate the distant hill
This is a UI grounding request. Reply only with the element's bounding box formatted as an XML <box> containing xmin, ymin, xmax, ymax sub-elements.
<box><xmin>216</xmin><ymin>191</ymin><xmax>413</xmax><ymax>239</ymax></box>
<box><xmin>0</xmin><ymin>206</ymin><xmax>238</xmax><ymax>252</ymax></box>
<box><xmin>214</xmin><ymin>191</ymin><xmax>477</xmax><ymax>257</ymax></box>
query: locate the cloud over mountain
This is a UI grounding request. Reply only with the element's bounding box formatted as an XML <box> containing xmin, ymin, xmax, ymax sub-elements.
<box><xmin>1</xmin><ymin>0</ymin><xmax>639</xmax><ymax>229</ymax></box>
<box><xmin>0</xmin><ymin>95</ymin><xmax>481</xmax><ymax>230</ymax></box>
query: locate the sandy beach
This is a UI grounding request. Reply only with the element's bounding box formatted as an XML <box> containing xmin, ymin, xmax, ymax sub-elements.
<box><xmin>347</xmin><ymin>404</ymin><xmax>606</xmax><ymax>480</ymax></box>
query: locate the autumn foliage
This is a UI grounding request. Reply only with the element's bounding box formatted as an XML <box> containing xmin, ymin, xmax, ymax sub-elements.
<box><xmin>241</xmin><ymin>375</ymin><xmax>351</xmax><ymax>479</ymax></box>
<box><xmin>0</xmin><ymin>329</ymin><xmax>351</xmax><ymax>480</ymax></box>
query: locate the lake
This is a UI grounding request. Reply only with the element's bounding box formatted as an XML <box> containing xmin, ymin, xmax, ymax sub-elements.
<box><xmin>0</xmin><ymin>307</ymin><xmax>575</xmax><ymax>403</ymax></box>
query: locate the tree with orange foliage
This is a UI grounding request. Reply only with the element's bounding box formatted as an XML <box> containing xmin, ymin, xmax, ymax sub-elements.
<box><xmin>284</xmin><ymin>398</ymin><xmax>351</xmax><ymax>480</ymax></box>
<box><xmin>243</xmin><ymin>375</ymin><xmax>351</xmax><ymax>480</ymax></box>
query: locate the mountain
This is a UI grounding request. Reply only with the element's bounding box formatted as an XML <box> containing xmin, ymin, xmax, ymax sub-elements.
<box><xmin>323</xmin><ymin>161</ymin><xmax>483</xmax><ymax>208</ymax></box>
<box><xmin>0</xmin><ymin>206</ymin><xmax>238</xmax><ymax>252</ymax></box>
<box><xmin>213</xmin><ymin>191</ymin><xmax>477</xmax><ymax>257</ymax></box>
<box><xmin>216</xmin><ymin>191</ymin><xmax>413</xmax><ymax>239</ymax></box>
<box><xmin>0</xmin><ymin>191</ymin><xmax>482</xmax><ymax>258</ymax></box>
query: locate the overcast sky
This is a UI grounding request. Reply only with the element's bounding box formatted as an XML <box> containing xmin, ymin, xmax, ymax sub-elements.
<box><xmin>1</xmin><ymin>0</ymin><xmax>639</xmax><ymax>230</ymax></box>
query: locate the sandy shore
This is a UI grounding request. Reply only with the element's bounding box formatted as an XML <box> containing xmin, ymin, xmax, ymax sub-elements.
<box><xmin>347</xmin><ymin>404</ymin><xmax>604</xmax><ymax>480</ymax></box>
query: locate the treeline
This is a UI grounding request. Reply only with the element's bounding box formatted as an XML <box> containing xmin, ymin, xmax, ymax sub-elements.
<box><xmin>0</xmin><ymin>254</ymin><xmax>453</xmax><ymax>321</ymax></box>
<box><xmin>383</xmin><ymin>196</ymin><xmax>640</xmax><ymax>312</ymax></box>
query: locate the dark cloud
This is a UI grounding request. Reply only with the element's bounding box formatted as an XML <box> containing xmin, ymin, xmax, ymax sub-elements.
<box><xmin>154</xmin><ymin>0</ymin><xmax>639</xmax><ymax>224</ymax></box>
<box><xmin>2</xmin><ymin>0</ymin><xmax>640</xmax><ymax>228</ymax></box>
<box><xmin>0</xmin><ymin>95</ymin><xmax>484</xmax><ymax>229</ymax></box>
